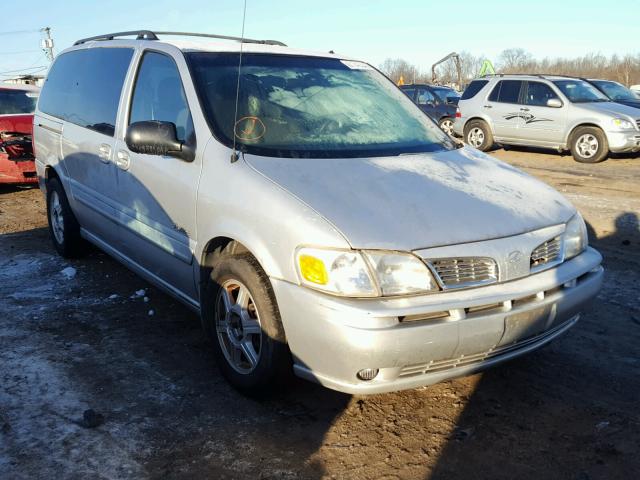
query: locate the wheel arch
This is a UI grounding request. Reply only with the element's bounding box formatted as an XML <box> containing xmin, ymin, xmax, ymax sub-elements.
<box><xmin>565</xmin><ymin>123</ymin><xmax>604</xmax><ymax>147</ymax></box>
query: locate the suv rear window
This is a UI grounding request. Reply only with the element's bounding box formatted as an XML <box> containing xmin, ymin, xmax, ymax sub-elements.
<box><xmin>38</xmin><ymin>47</ymin><xmax>133</xmax><ymax>136</ymax></box>
<box><xmin>461</xmin><ymin>80</ymin><xmax>488</xmax><ymax>100</ymax></box>
<box><xmin>488</xmin><ymin>80</ymin><xmax>523</xmax><ymax>104</ymax></box>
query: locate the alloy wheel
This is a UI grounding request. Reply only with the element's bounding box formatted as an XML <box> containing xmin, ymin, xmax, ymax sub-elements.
<box><xmin>50</xmin><ymin>191</ymin><xmax>65</xmax><ymax>244</ymax></box>
<box><xmin>440</xmin><ymin>119</ymin><xmax>454</xmax><ymax>136</ymax></box>
<box><xmin>576</xmin><ymin>134</ymin><xmax>598</xmax><ymax>159</ymax></box>
<box><xmin>215</xmin><ymin>279</ymin><xmax>263</xmax><ymax>374</ymax></box>
<box><xmin>468</xmin><ymin>127</ymin><xmax>485</xmax><ymax>148</ymax></box>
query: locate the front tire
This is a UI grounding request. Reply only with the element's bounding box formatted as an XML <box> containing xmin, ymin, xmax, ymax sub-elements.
<box><xmin>46</xmin><ymin>177</ymin><xmax>84</xmax><ymax>258</ymax></box>
<box><xmin>570</xmin><ymin>126</ymin><xmax>609</xmax><ymax>163</ymax></box>
<box><xmin>203</xmin><ymin>251</ymin><xmax>291</xmax><ymax>395</ymax></box>
<box><xmin>464</xmin><ymin>120</ymin><xmax>494</xmax><ymax>151</ymax></box>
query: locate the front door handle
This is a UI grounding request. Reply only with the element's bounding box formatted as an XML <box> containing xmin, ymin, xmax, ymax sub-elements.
<box><xmin>98</xmin><ymin>143</ymin><xmax>111</xmax><ymax>163</ymax></box>
<box><xmin>115</xmin><ymin>150</ymin><xmax>131</xmax><ymax>170</ymax></box>
<box><xmin>483</xmin><ymin>105</ymin><xmax>493</xmax><ymax>109</ymax></box>
<box><xmin>520</xmin><ymin>107</ymin><xmax>530</xmax><ymax>112</ymax></box>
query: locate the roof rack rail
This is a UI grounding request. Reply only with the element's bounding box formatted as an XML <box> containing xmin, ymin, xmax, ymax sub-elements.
<box><xmin>155</xmin><ymin>31</ymin><xmax>286</xmax><ymax>47</ymax></box>
<box><xmin>73</xmin><ymin>30</ymin><xmax>287</xmax><ymax>47</ymax></box>
<box><xmin>74</xmin><ymin>30</ymin><xmax>158</xmax><ymax>45</ymax></box>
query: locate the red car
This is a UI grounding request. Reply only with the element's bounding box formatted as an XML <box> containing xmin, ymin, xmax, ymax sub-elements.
<box><xmin>0</xmin><ymin>84</ymin><xmax>39</xmax><ymax>184</ymax></box>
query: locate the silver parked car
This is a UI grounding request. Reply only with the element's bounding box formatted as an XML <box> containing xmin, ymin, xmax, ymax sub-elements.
<box><xmin>34</xmin><ymin>31</ymin><xmax>603</xmax><ymax>395</ymax></box>
<box><xmin>453</xmin><ymin>74</ymin><xmax>640</xmax><ymax>163</ymax></box>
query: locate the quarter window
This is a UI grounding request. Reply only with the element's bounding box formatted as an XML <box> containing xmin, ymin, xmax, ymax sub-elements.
<box><xmin>525</xmin><ymin>82</ymin><xmax>560</xmax><ymax>106</ymax></box>
<box><xmin>129</xmin><ymin>52</ymin><xmax>194</xmax><ymax>143</ymax></box>
<box><xmin>488</xmin><ymin>80</ymin><xmax>523</xmax><ymax>104</ymax></box>
<box><xmin>38</xmin><ymin>48</ymin><xmax>134</xmax><ymax>136</ymax></box>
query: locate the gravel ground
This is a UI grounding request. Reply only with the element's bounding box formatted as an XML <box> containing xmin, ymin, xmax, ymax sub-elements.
<box><xmin>1</xmin><ymin>149</ymin><xmax>639</xmax><ymax>480</ymax></box>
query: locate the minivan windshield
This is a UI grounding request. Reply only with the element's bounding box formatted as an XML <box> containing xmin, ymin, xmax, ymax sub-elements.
<box><xmin>552</xmin><ymin>80</ymin><xmax>609</xmax><ymax>103</ymax></box>
<box><xmin>0</xmin><ymin>89</ymin><xmax>38</xmax><ymax>115</ymax></box>
<box><xmin>187</xmin><ymin>53</ymin><xmax>454</xmax><ymax>158</ymax></box>
<box><xmin>591</xmin><ymin>80</ymin><xmax>638</xmax><ymax>101</ymax></box>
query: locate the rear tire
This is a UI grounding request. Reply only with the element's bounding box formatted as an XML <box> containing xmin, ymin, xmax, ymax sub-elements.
<box><xmin>203</xmin><ymin>250</ymin><xmax>291</xmax><ymax>396</ymax></box>
<box><xmin>46</xmin><ymin>177</ymin><xmax>84</xmax><ymax>258</ymax></box>
<box><xmin>438</xmin><ymin>117</ymin><xmax>455</xmax><ymax>137</ymax></box>
<box><xmin>570</xmin><ymin>126</ymin><xmax>609</xmax><ymax>163</ymax></box>
<box><xmin>464</xmin><ymin>120</ymin><xmax>494</xmax><ymax>151</ymax></box>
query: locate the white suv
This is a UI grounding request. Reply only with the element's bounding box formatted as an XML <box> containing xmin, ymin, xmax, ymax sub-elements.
<box><xmin>453</xmin><ymin>74</ymin><xmax>640</xmax><ymax>163</ymax></box>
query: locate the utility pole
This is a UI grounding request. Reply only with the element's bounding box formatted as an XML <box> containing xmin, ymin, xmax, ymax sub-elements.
<box><xmin>41</xmin><ymin>27</ymin><xmax>54</xmax><ymax>62</ymax></box>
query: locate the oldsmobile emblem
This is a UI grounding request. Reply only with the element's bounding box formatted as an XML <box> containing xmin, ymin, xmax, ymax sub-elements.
<box><xmin>508</xmin><ymin>250</ymin><xmax>524</xmax><ymax>264</ymax></box>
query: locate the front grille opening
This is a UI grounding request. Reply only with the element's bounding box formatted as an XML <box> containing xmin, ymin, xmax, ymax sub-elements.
<box><xmin>531</xmin><ymin>236</ymin><xmax>562</xmax><ymax>269</ymax></box>
<box><xmin>399</xmin><ymin>311</ymin><xmax>450</xmax><ymax>323</ymax></box>
<box><xmin>428</xmin><ymin>257</ymin><xmax>498</xmax><ymax>289</ymax></box>
<box><xmin>465</xmin><ymin>302</ymin><xmax>504</xmax><ymax>315</ymax></box>
<box><xmin>512</xmin><ymin>293</ymin><xmax>541</xmax><ymax>308</ymax></box>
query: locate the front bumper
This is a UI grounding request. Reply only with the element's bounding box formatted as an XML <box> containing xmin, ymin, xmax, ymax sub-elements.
<box><xmin>0</xmin><ymin>156</ymin><xmax>37</xmax><ymax>184</ymax></box>
<box><xmin>606</xmin><ymin>130</ymin><xmax>640</xmax><ymax>153</ymax></box>
<box><xmin>273</xmin><ymin>247</ymin><xmax>603</xmax><ymax>394</ymax></box>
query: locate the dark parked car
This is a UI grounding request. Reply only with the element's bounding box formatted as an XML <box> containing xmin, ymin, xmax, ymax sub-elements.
<box><xmin>400</xmin><ymin>84</ymin><xmax>459</xmax><ymax>136</ymax></box>
<box><xmin>587</xmin><ymin>79</ymin><xmax>640</xmax><ymax>110</ymax></box>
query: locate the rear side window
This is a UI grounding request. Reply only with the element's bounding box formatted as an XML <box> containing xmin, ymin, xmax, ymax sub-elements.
<box><xmin>416</xmin><ymin>88</ymin><xmax>436</xmax><ymax>105</ymax></box>
<box><xmin>461</xmin><ymin>80</ymin><xmax>488</xmax><ymax>100</ymax></box>
<box><xmin>38</xmin><ymin>48</ymin><xmax>134</xmax><ymax>136</ymax></box>
<box><xmin>525</xmin><ymin>81</ymin><xmax>560</xmax><ymax>106</ymax></box>
<box><xmin>488</xmin><ymin>80</ymin><xmax>523</xmax><ymax>104</ymax></box>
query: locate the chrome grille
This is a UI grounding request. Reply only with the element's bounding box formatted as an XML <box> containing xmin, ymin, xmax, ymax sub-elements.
<box><xmin>427</xmin><ymin>257</ymin><xmax>497</xmax><ymax>289</ymax></box>
<box><xmin>530</xmin><ymin>236</ymin><xmax>562</xmax><ymax>270</ymax></box>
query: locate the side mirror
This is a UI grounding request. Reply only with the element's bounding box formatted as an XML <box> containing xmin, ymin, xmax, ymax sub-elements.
<box><xmin>125</xmin><ymin>120</ymin><xmax>194</xmax><ymax>162</ymax></box>
<box><xmin>546</xmin><ymin>98</ymin><xmax>563</xmax><ymax>108</ymax></box>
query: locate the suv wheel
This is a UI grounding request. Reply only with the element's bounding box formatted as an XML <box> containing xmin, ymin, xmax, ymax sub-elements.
<box><xmin>46</xmin><ymin>177</ymin><xmax>84</xmax><ymax>258</ymax></box>
<box><xmin>438</xmin><ymin>117</ymin><xmax>455</xmax><ymax>136</ymax></box>
<box><xmin>464</xmin><ymin>120</ymin><xmax>493</xmax><ymax>151</ymax></box>
<box><xmin>204</xmin><ymin>251</ymin><xmax>291</xmax><ymax>395</ymax></box>
<box><xmin>570</xmin><ymin>126</ymin><xmax>609</xmax><ymax>163</ymax></box>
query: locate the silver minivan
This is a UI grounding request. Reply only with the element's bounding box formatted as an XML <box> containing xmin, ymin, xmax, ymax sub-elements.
<box><xmin>34</xmin><ymin>31</ymin><xmax>603</xmax><ymax>395</ymax></box>
<box><xmin>453</xmin><ymin>74</ymin><xmax>640</xmax><ymax>163</ymax></box>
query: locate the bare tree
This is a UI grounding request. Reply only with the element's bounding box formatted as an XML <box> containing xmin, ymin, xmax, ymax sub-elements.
<box><xmin>380</xmin><ymin>51</ymin><xmax>640</xmax><ymax>88</ymax></box>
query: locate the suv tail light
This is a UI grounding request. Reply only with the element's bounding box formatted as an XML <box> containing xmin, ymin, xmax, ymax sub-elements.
<box><xmin>455</xmin><ymin>107</ymin><xmax>461</xmax><ymax>118</ymax></box>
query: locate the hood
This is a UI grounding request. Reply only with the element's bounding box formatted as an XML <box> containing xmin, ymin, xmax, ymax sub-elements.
<box><xmin>245</xmin><ymin>147</ymin><xmax>575</xmax><ymax>251</ymax></box>
<box><xmin>614</xmin><ymin>99</ymin><xmax>640</xmax><ymax>110</ymax></box>
<box><xmin>578</xmin><ymin>101</ymin><xmax>640</xmax><ymax>119</ymax></box>
<box><xmin>0</xmin><ymin>114</ymin><xmax>33</xmax><ymax>135</ymax></box>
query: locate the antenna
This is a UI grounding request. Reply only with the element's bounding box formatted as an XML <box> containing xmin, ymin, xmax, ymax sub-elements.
<box><xmin>230</xmin><ymin>0</ymin><xmax>248</xmax><ymax>163</ymax></box>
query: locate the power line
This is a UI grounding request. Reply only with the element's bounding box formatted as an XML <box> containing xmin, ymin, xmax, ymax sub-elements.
<box><xmin>0</xmin><ymin>65</ymin><xmax>47</xmax><ymax>76</ymax></box>
<box><xmin>0</xmin><ymin>29</ymin><xmax>40</xmax><ymax>36</ymax></box>
<box><xmin>0</xmin><ymin>50</ymin><xmax>41</xmax><ymax>56</ymax></box>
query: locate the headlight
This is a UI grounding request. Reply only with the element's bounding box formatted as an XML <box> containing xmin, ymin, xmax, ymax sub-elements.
<box><xmin>611</xmin><ymin>118</ymin><xmax>634</xmax><ymax>130</ymax></box>
<box><xmin>363</xmin><ymin>251</ymin><xmax>439</xmax><ymax>295</ymax></box>
<box><xmin>295</xmin><ymin>247</ymin><xmax>439</xmax><ymax>297</ymax></box>
<box><xmin>563</xmin><ymin>213</ymin><xmax>588</xmax><ymax>260</ymax></box>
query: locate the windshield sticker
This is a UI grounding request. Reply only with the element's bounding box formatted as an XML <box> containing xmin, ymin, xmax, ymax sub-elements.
<box><xmin>234</xmin><ymin>116</ymin><xmax>266</xmax><ymax>142</ymax></box>
<box><xmin>340</xmin><ymin>60</ymin><xmax>374</xmax><ymax>71</ymax></box>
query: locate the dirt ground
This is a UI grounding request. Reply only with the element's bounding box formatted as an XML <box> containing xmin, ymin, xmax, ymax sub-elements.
<box><xmin>1</xmin><ymin>148</ymin><xmax>639</xmax><ymax>480</ymax></box>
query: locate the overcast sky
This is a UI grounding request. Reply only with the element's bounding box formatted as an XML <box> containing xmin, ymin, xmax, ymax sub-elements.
<box><xmin>1</xmin><ymin>0</ymin><xmax>637</xmax><ymax>79</ymax></box>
